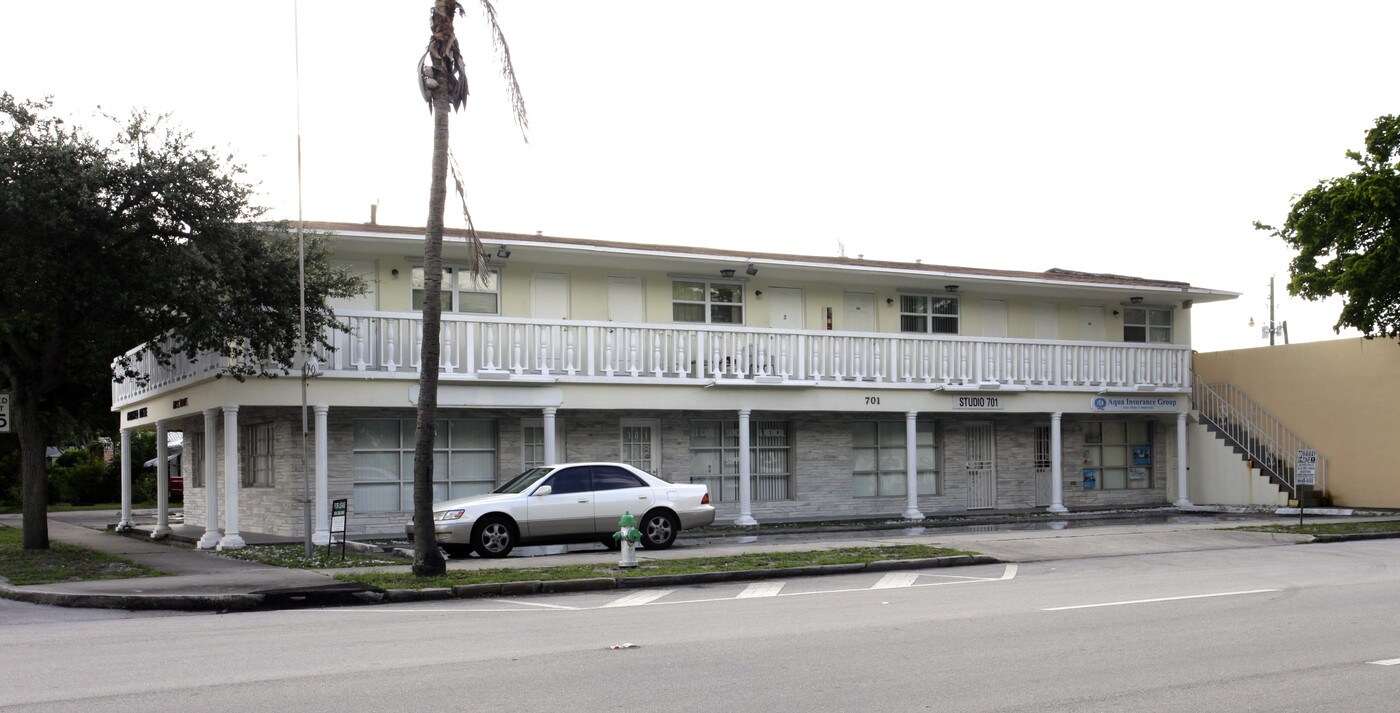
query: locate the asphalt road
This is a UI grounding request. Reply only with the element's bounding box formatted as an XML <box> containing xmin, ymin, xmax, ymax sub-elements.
<box><xmin>4</xmin><ymin>539</ymin><xmax>1398</xmax><ymax>712</ymax></box>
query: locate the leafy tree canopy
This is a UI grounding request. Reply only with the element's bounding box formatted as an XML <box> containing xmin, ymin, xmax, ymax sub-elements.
<box><xmin>0</xmin><ymin>93</ymin><xmax>361</xmax><ymax>547</ymax></box>
<box><xmin>1257</xmin><ymin>114</ymin><xmax>1400</xmax><ymax>339</ymax></box>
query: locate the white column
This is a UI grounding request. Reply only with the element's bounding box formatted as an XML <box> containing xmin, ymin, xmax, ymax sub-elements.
<box><xmin>218</xmin><ymin>405</ymin><xmax>245</xmax><ymax>550</ymax></box>
<box><xmin>1047</xmin><ymin>412</ymin><xmax>1067</xmax><ymax>513</ymax></box>
<box><xmin>1174</xmin><ymin>412</ymin><xmax>1192</xmax><ymax>507</ymax></box>
<box><xmin>903</xmin><ymin>411</ymin><xmax>924</xmax><ymax>520</ymax></box>
<box><xmin>116</xmin><ymin>428</ymin><xmax>134</xmax><ymax>531</ymax></box>
<box><xmin>542</xmin><ymin>407</ymin><xmax>558</xmax><ymax>465</ymax></box>
<box><xmin>312</xmin><ymin>405</ymin><xmax>331</xmax><ymax>546</ymax></box>
<box><xmin>197</xmin><ymin>409</ymin><xmax>222</xmax><ymax>549</ymax></box>
<box><xmin>735</xmin><ymin>409</ymin><xmax>757</xmax><ymax>526</ymax></box>
<box><xmin>151</xmin><ymin>421</ymin><xmax>172</xmax><ymax>539</ymax></box>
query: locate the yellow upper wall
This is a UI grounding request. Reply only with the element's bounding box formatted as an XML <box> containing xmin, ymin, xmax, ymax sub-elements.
<box><xmin>334</xmin><ymin>250</ymin><xmax>1194</xmax><ymax>345</ymax></box>
<box><xmin>1194</xmin><ymin>338</ymin><xmax>1400</xmax><ymax>508</ymax></box>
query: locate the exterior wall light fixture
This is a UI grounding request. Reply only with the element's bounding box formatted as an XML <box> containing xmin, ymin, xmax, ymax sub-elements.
<box><xmin>720</xmin><ymin>268</ymin><xmax>736</xmax><ymax>278</ymax></box>
<box><xmin>496</xmin><ymin>245</ymin><xmax>512</xmax><ymax>259</ymax></box>
<box><xmin>945</xmin><ymin>285</ymin><xmax>959</xmax><ymax>293</ymax></box>
<box><xmin>1129</xmin><ymin>296</ymin><xmax>1143</xmax><ymax>304</ymax></box>
<box><xmin>746</xmin><ymin>263</ymin><xmax>759</xmax><ymax>276</ymax></box>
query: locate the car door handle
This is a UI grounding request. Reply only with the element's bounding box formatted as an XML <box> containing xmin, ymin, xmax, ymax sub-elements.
<box><xmin>578</xmin><ymin>499</ymin><xmax>589</xmax><ymax>504</ymax></box>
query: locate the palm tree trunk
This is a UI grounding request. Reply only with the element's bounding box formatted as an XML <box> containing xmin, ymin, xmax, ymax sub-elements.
<box><xmin>411</xmin><ymin>5</ymin><xmax>455</xmax><ymax>577</ymax></box>
<box><xmin>14</xmin><ymin>385</ymin><xmax>50</xmax><ymax>550</ymax></box>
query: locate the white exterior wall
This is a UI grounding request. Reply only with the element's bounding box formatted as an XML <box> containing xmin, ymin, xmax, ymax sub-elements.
<box><xmin>1187</xmin><ymin>423</ymin><xmax>1289</xmax><ymax>507</ymax></box>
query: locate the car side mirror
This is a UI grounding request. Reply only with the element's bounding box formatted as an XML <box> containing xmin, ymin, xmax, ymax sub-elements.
<box><xmin>533</xmin><ymin>485</ymin><xmax>553</xmax><ymax>497</ymax></box>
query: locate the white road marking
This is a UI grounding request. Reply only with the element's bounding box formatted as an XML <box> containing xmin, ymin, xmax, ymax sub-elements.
<box><xmin>599</xmin><ymin>589</ymin><xmax>675</xmax><ymax>608</ymax></box>
<box><xmin>1043</xmin><ymin>589</ymin><xmax>1279</xmax><ymax>611</ymax></box>
<box><xmin>1001</xmin><ymin>564</ymin><xmax>1018</xmax><ymax>580</ymax></box>
<box><xmin>872</xmin><ymin>573</ymin><xmax>920</xmax><ymax>589</ymax></box>
<box><xmin>1368</xmin><ymin>658</ymin><xmax>1400</xmax><ymax>666</ymax></box>
<box><xmin>736</xmin><ymin>581</ymin><xmax>786</xmax><ymax>598</ymax></box>
<box><xmin>500</xmin><ymin>599</ymin><xmax>578</xmax><ymax>610</ymax></box>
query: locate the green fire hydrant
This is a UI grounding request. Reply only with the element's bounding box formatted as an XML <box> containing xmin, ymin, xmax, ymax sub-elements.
<box><xmin>614</xmin><ymin>511</ymin><xmax>642</xmax><ymax>568</ymax></box>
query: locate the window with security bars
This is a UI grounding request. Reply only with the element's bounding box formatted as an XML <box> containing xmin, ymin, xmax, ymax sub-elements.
<box><xmin>688</xmin><ymin>419</ymin><xmax>790</xmax><ymax>501</ymax></box>
<box><xmin>1081</xmin><ymin>421</ymin><xmax>1153</xmax><ymax>490</ymax></box>
<box><xmin>1034</xmin><ymin>426</ymin><xmax>1052</xmax><ymax>471</ymax></box>
<box><xmin>621</xmin><ymin>420</ymin><xmax>658</xmax><ymax>471</ymax></box>
<box><xmin>899</xmin><ymin>294</ymin><xmax>959</xmax><ymax>334</ymax></box>
<box><xmin>522</xmin><ymin>424</ymin><xmax>546</xmax><ymax>469</ymax></box>
<box><xmin>852</xmin><ymin>420</ymin><xmax>939</xmax><ymax>497</ymax></box>
<box><xmin>352</xmin><ymin>419</ymin><xmax>497</xmax><ymax>512</ymax></box>
<box><xmin>188</xmin><ymin>437</ymin><xmax>203</xmax><ymax>489</ymax></box>
<box><xmin>241</xmin><ymin>423</ymin><xmax>275</xmax><ymax>487</ymax></box>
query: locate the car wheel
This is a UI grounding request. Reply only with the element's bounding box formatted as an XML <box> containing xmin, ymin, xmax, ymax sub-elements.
<box><xmin>473</xmin><ymin>516</ymin><xmax>516</xmax><ymax>558</ymax></box>
<box><xmin>600</xmin><ymin>536</ymin><xmax>621</xmax><ymax>551</ymax></box>
<box><xmin>639</xmin><ymin>510</ymin><xmax>679</xmax><ymax>549</ymax></box>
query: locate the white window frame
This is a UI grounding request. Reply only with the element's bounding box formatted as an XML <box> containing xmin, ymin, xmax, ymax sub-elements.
<box><xmin>672</xmin><ymin>279</ymin><xmax>745</xmax><ymax>324</ymax></box>
<box><xmin>411</xmin><ymin>264</ymin><xmax>501</xmax><ymax>315</ymax></box>
<box><xmin>852</xmin><ymin>420</ymin><xmax>939</xmax><ymax>497</ymax></box>
<box><xmin>241</xmin><ymin>422</ymin><xmax>275</xmax><ymax>487</ymax></box>
<box><xmin>620</xmin><ymin>418</ymin><xmax>661</xmax><ymax>472</ymax></box>
<box><xmin>1123</xmin><ymin>305</ymin><xmax>1172</xmax><ymax>343</ymax></box>
<box><xmin>1081</xmin><ymin>420</ymin><xmax>1154</xmax><ymax>490</ymax></box>
<box><xmin>898</xmin><ymin>293</ymin><xmax>960</xmax><ymax>335</ymax></box>
<box><xmin>188</xmin><ymin>436</ymin><xmax>203</xmax><ymax>489</ymax></box>
<box><xmin>352</xmin><ymin>419</ymin><xmax>498</xmax><ymax>512</ymax></box>
<box><xmin>687</xmin><ymin>419</ymin><xmax>790</xmax><ymax>501</ymax></box>
<box><xmin>520</xmin><ymin>418</ymin><xmax>566</xmax><ymax>469</ymax></box>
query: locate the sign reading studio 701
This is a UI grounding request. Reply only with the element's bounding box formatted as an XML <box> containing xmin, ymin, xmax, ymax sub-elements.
<box><xmin>0</xmin><ymin>393</ymin><xmax>9</xmax><ymax>434</ymax></box>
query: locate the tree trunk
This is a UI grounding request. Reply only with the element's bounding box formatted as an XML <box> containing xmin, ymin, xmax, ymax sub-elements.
<box><xmin>14</xmin><ymin>385</ymin><xmax>50</xmax><ymax>550</ymax></box>
<box><xmin>411</xmin><ymin>18</ymin><xmax>454</xmax><ymax>577</ymax></box>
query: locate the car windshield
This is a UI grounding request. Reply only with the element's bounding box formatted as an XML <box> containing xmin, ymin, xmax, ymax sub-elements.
<box><xmin>493</xmin><ymin>467</ymin><xmax>553</xmax><ymax>494</ymax></box>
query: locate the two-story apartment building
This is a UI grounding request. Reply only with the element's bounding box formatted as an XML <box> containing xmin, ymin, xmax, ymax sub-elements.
<box><xmin>112</xmin><ymin>221</ymin><xmax>1237</xmax><ymax>548</ymax></box>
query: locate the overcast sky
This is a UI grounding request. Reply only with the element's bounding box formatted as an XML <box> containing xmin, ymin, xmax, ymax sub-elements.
<box><xmin>5</xmin><ymin>1</ymin><xmax>1394</xmax><ymax>352</ymax></box>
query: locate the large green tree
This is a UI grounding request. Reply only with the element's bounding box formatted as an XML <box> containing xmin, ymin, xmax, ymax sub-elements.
<box><xmin>0</xmin><ymin>94</ymin><xmax>360</xmax><ymax>549</ymax></box>
<box><xmin>411</xmin><ymin>1</ymin><xmax>527</xmax><ymax>576</ymax></box>
<box><xmin>1257</xmin><ymin>114</ymin><xmax>1400</xmax><ymax>339</ymax></box>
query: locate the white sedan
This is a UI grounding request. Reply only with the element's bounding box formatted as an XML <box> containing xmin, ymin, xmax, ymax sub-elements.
<box><xmin>421</xmin><ymin>462</ymin><xmax>716</xmax><ymax>558</ymax></box>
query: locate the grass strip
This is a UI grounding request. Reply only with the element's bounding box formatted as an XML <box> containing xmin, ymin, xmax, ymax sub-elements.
<box><xmin>0</xmin><ymin>525</ymin><xmax>167</xmax><ymax>586</ymax></box>
<box><xmin>334</xmin><ymin>544</ymin><xmax>977</xmax><ymax>590</ymax></box>
<box><xmin>214</xmin><ymin>543</ymin><xmax>405</xmax><ymax>569</ymax></box>
<box><xmin>1237</xmin><ymin>520</ymin><xmax>1400</xmax><ymax>536</ymax></box>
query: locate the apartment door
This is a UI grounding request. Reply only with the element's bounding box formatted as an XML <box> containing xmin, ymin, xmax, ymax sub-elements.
<box><xmin>1078</xmin><ymin>305</ymin><xmax>1106</xmax><ymax>341</ymax></box>
<box><xmin>532</xmin><ymin>273</ymin><xmax>570</xmax><ymax>371</ymax></box>
<box><xmin>767</xmin><ymin>287</ymin><xmax>804</xmax><ymax>330</ymax></box>
<box><xmin>981</xmin><ymin>299</ymin><xmax>1008</xmax><ymax>338</ymax></box>
<box><xmin>966</xmin><ymin>423</ymin><xmax>997</xmax><ymax>509</ymax></box>
<box><xmin>843</xmin><ymin>291</ymin><xmax>877</xmax><ymax>332</ymax></box>
<box><xmin>329</xmin><ymin>259</ymin><xmax>379</xmax><ymax>368</ymax></box>
<box><xmin>607</xmin><ymin>276</ymin><xmax>645</xmax><ymax>323</ymax></box>
<box><xmin>1034</xmin><ymin>302</ymin><xmax>1059</xmax><ymax>339</ymax></box>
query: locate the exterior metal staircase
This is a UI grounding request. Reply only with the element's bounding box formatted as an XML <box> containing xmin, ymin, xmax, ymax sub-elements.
<box><xmin>1191</xmin><ymin>377</ymin><xmax>1328</xmax><ymax>507</ymax></box>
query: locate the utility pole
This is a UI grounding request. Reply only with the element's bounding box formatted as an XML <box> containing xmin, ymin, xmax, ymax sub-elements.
<box><xmin>1250</xmin><ymin>276</ymin><xmax>1289</xmax><ymax>345</ymax></box>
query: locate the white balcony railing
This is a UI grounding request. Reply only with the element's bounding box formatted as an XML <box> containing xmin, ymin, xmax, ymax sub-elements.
<box><xmin>112</xmin><ymin>311</ymin><xmax>1192</xmax><ymax>408</ymax></box>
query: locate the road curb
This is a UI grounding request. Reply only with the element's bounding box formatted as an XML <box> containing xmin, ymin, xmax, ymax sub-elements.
<box><xmin>1308</xmin><ymin>531</ymin><xmax>1400</xmax><ymax>544</ymax></box>
<box><xmin>0</xmin><ymin>582</ymin><xmax>265</xmax><ymax>612</ymax></box>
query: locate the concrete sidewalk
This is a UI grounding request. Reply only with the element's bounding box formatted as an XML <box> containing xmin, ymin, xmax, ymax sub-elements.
<box><xmin>0</xmin><ymin>509</ymin><xmax>1387</xmax><ymax>611</ymax></box>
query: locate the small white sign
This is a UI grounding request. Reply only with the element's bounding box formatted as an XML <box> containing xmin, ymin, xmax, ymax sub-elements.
<box><xmin>0</xmin><ymin>393</ymin><xmax>9</xmax><ymax>434</ymax></box>
<box><xmin>954</xmin><ymin>395</ymin><xmax>1005</xmax><ymax>410</ymax></box>
<box><xmin>1296</xmin><ymin>449</ymin><xmax>1318</xmax><ymax>486</ymax></box>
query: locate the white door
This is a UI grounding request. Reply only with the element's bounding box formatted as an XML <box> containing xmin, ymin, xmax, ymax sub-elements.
<box><xmin>981</xmin><ymin>299</ymin><xmax>1007</xmax><ymax>338</ymax></box>
<box><xmin>1078</xmin><ymin>305</ymin><xmax>1106</xmax><ymax>341</ymax></box>
<box><xmin>843</xmin><ymin>291</ymin><xmax>877</xmax><ymax>332</ymax></box>
<box><xmin>607</xmin><ymin>276</ymin><xmax>645</xmax><ymax>323</ymax></box>
<box><xmin>532</xmin><ymin>273</ymin><xmax>570</xmax><ymax>371</ymax></box>
<box><xmin>1034</xmin><ymin>302</ymin><xmax>1059</xmax><ymax>339</ymax></box>
<box><xmin>966</xmin><ymin>423</ymin><xmax>997</xmax><ymax>509</ymax></box>
<box><xmin>767</xmin><ymin>287</ymin><xmax>804</xmax><ymax>330</ymax></box>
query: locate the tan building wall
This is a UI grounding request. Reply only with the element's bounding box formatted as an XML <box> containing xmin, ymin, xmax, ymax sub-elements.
<box><xmin>1194</xmin><ymin>338</ymin><xmax>1400</xmax><ymax>509</ymax></box>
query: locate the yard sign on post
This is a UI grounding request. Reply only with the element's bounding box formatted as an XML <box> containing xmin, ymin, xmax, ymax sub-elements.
<box><xmin>0</xmin><ymin>393</ymin><xmax>9</xmax><ymax>433</ymax></box>
<box><xmin>329</xmin><ymin>498</ymin><xmax>348</xmax><ymax>559</ymax></box>
<box><xmin>1295</xmin><ymin>449</ymin><xmax>1318</xmax><ymax>525</ymax></box>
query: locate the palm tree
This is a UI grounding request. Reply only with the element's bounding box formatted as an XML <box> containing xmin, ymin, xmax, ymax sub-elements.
<box><xmin>411</xmin><ymin>0</ymin><xmax>527</xmax><ymax>576</ymax></box>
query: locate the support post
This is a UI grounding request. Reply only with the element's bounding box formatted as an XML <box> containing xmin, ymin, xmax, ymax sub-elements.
<box><xmin>312</xmin><ymin>405</ymin><xmax>331</xmax><ymax>546</ymax></box>
<box><xmin>218</xmin><ymin>405</ymin><xmax>245</xmax><ymax>550</ymax></box>
<box><xmin>151</xmin><ymin>421</ymin><xmax>172</xmax><ymax>539</ymax></box>
<box><xmin>1174</xmin><ymin>412</ymin><xmax>1192</xmax><ymax>507</ymax></box>
<box><xmin>735</xmin><ymin>409</ymin><xmax>757</xmax><ymax>526</ymax></box>
<box><xmin>116</xmin><ymin>428</ymin><xmax>134</xmax><ymax>531</ymax></box>
<box><xmin>197</xmin><ymin>409</ymin><xmax>222</xmax><ymax>549</ymax></box>
<box><xmin>903</xmin><ymin>411</ymin><xmax>924</xmax><ymax>520</ymax></box>
<box><xmin>543</xmin><ymin>407</ymin><xmax>558</xmax><ymax>465</ymax></box>
<box><xmin>1048</xmin><ymin>412</ymin><xmax>1067</xmax><ymax>513</ymax></box>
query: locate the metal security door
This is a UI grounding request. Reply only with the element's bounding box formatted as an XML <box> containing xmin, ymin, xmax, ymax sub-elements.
<box><xmin>966</xmin><ymin>423</ymin><xmax>997</xmax><ymax>509</ymax></box>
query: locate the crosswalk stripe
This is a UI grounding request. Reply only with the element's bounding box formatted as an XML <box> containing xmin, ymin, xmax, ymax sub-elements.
<box><xmin>736</xmin><ymin>581</ymin><xmax>786</xmax><ymax>598</ymax></box>
<box><xmin>599</xmin><ymin>589</ymin><xmax>675</xmax><ymax>608</ymax></box>
<box><xmin>872</xmin><ymin>572</ymin><xmax>920</xmax><ymax>589</ymax></box>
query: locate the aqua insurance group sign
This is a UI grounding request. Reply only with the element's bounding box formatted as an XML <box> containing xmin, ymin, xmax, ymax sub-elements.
<box><xmin>1089</xmin><ymin>395</ymin><xmax>1183</xmax><ymax>412</ymax></box>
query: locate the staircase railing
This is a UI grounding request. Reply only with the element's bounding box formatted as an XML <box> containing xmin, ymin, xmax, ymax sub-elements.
<box><xmin>1191</xmin><ymin>377</ymin><xmax>1324</xmax><ymax>495</ymax></box>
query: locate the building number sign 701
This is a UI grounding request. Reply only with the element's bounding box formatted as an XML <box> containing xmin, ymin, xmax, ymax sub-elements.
<box><xmin>0</xmin><ymin>393</ymin><xmax>9</xmax><ymax>434</ymax></box>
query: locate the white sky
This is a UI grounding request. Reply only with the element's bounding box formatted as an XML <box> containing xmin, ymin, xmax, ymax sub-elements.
<box><xmin>4</xmin><ymin>0</ymin><xmax>1394</xmax><ymax>352</ymax></box>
